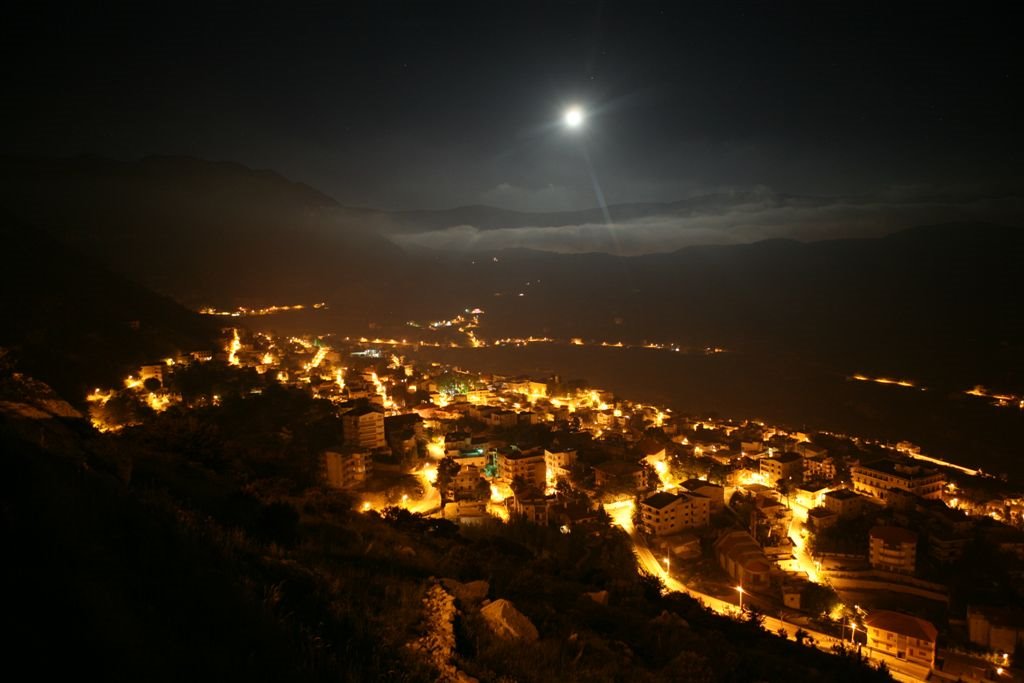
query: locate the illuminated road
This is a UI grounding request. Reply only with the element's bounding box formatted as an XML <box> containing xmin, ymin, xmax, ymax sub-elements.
<box><xmin>605</xmin><ymin>501</ymin><xmax>927</xmax><ymax>682</ymax></box>
<box><xmin>787</xmin><ymin>499</ymin><xmax>822</xmax><ymax>583</ymax></box>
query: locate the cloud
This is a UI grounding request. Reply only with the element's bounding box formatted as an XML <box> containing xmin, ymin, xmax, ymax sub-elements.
<box><xmin>477</xmin><ymin>182</ymin><xmax>587</xmax><ymax>212</ymax></box>
<box><xmin>388</xmin><ymin>190</ymin><xmax>1024</xmax><ymax>255</ymax></box>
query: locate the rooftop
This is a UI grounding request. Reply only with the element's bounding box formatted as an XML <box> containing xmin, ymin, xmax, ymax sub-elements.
<box><xmin>870</xmin><ymin>525</ymin><xmax>918</xmax><ymax>545</ymax></box>
<box><xmin>343</xmin><ymin>404</ymin><xmax>383</xmax><ymax>418</ymax></box>
<box><xmin>502</xmin><ymin>449</ymin><xmax>544</xmax><ymax>461</ymax></box>
<box><xmin>682</xmin><ymin>478</ymin><xmax>722</xmax><ymax>491</ymax></box>
<box><xmin>856</xmin><ymin>459</ymin><xmax>940</xmax><ymax>479</ymax></box>
<box><xmin>824</xmin><ymin>488</ymin><xmax>861</xmax><ymax>501</ymax></box>
<box><xmin>769</xmin><ymin>451</ymin><xmax>803</xmax><ymax>464</ymax></box>
<box><xmin>865</xmin><ymin>610</ymin><xmax>938</xmax><ymax>642</ymax></box>
<box><xmin>642</xmin><ymin>491</ymin><xmax>680</xmax><ymax>510</ymax></box>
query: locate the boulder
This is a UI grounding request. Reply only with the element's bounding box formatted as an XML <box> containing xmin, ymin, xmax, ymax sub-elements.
<box><xmin>441</xmin><ymin>578</ymin><xmax>490</xmax><ymax>605</ymax></box>
<box><xmin>479</xmin><ymin>599</ymin><xmax>539</xmax><ymax>642</ymax></box>
<box><xmin>650</xmin><ymin>609</ymin><xmax>689</xmax><ymax>629</ymax></box>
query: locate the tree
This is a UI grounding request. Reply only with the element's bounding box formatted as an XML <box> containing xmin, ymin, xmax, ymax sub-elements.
<box><xmin>510</xmin><ymin>475</ymin><xmax>528</xmax><ymax>499</ymax></box>
<box><xmin>436</xmin><ymin>456</ymin><xmax>461</xmax><ymax>512</ymax></box>
<box><xmin>802</xmin><ymin>583</ymin><xmax>840</xmax><ymax>618</ymax></box>
<box><xmin>473</xmin><ymin>476</ymin><xmax>490</xmax><ymax>502</ymax></box>
<box><xmin>89</xmin><ymin>391</ymin><xmax>151</xmax><ymax>431</ymax></box>
<box><xmin>745</xmin><ymin>606</ymin><xmax>765</xmax><ymax>630</ymax></box>
<box><xmin>776</xmin><ymin>477</ymin><xmax>793</xmax><ymax>507</ymax></box>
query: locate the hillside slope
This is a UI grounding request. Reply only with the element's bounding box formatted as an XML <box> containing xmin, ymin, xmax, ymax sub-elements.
<box><xmin>0</xmin><ymin>155</ymin><xmax>405</xmax><ymax>305</ymax></box>
<box><xmin>0</xmin><ymin>222</ymin><xmax>220</xmax><ymax>401</ymax></box>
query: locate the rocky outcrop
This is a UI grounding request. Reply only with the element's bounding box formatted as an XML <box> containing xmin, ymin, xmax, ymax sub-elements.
<box><xmin>479</xmin><ymin>599</ymin><xmax>539</xmax><ymax>642</ymax></box>
<box><xmin>408</xmin><ymin>583</ymin><xmax>460</xmax><ymax>681</ymax></box>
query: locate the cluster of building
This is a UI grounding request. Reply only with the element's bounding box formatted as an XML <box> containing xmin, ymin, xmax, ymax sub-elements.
<box><xmin>89</xmin><ymin>327</ymin><xmax>1024</xmax><ymax>680</ymax></box>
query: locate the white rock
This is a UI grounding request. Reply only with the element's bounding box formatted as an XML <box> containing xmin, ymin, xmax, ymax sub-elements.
<box><xmin>479</xmin><ymin>599</ymin><xmax>539</xmax><ymax>642</ymax></box>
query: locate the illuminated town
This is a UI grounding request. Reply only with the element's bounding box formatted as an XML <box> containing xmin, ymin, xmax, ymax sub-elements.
<box><xmin>5</xmin><ymin>5</ymin><xmax>1022</xmax><ymax>679</ymax></box>
<box><xmin>78</xmin><ymin>321</ymin><xmax>1024</xmax><ymax>683</ymax></box>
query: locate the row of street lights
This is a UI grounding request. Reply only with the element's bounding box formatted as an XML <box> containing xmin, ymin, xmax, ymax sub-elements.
<box><xmin>661</xmin><ymin>554</ymin><xmax>745</xmax><ymax>613</ymax></box>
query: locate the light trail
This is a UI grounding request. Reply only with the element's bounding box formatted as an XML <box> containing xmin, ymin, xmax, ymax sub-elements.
<box><xmin>850</xmin><ymin>374</ymin><xmax>917</xmax><ymax>389</ymax></box>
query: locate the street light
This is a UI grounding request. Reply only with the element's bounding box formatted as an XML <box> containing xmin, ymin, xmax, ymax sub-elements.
<box><xmin>736</xmin><ymin>584</ymin><xmax>745</xmax><ymax>612</ymax></box>
<box><xmin>663</xmin><ymin>556</ymin><xmax>671</xmax><ymax>576</ymax></box>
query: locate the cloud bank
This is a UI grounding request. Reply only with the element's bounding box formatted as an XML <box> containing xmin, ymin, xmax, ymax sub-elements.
<box><xmin>388</xmin><ymin>190</ymin><xmax>1024</xmax><ymax>255</ymax></box>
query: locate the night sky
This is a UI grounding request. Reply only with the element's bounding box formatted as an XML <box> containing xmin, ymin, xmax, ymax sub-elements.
<box><xmin>3</xmin><ymin>2</ymin><xmax>1021</xmax><ymax>212</ymax></box>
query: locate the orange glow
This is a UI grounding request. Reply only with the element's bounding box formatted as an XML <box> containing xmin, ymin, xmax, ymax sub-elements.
<box><xmin>427</xmin><ymin>436</ymin><xmax>445</xmax><ymax>459</ymax></box>
<box><xmin>490</xmin><ymin>482</ymin><xmax>512</xmax><ymax>503</ymax></box>
<box><xmin>199</xmin><ymin>303</ymin><xmax>323</xmax><ymax>317</ymax></box>
<box><xmin>422</xmin><ymin>464</ymin><xmax>438</xmax><ymax>484</ymax></box>
<box><xmin>604</xmin><ymin>499</ymin><xmax>635</xmax><ymax>533</ymax></box>
<box><xmin>304</xmin><ymin>345</ymin><xmax>328</xmax><ymax>371</ymax></box>
<box><xmin>370</xmin><ymin>371</ymin><xmax>395</xmax><ymax>410</ymax></box>
<box><xmin>851</xmin><ymin>373</ymin><xmax>915</xmax><ymax>388</ymax></box>
<box><xmin>87</xmin><ymin>388</ymin><xmax>115</xmax><ymax>405</ymax></box>
<box><xmin>145</xmin><ymin>392</ymin><xmax>171</xmax><ymax>412</ymax></box>
<box><xmin>227</xmin><ymin>328</ymin><xmax>241</xmax><ymax>366</ymax></box>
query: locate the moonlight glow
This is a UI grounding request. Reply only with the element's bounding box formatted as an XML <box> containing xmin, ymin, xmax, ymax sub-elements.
<box><xmin>564</xmin><ymin>106</ymin><xmax>584</xmax><ymax>128</ymax></box>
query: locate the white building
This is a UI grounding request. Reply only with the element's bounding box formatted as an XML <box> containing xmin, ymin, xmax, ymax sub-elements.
<box><xmin>323</xmin><ymin>450</ymin><xmax>372</xmax><ymax>489</ymax></box>
<box><xmin>851</xmin><ymin>460</ymin><xmax>945</xmax><ymax>502</ymax></box>
<box><xmin>544</xmin><ymin>448</ymin><xmax>577</xmax><ymax>484</ymax></box>
<box><xmin>342</xmin><ymin>405</ymin><xmax>386</xmax><ymax>450</ymax></box>
<box><xmin>640</xmin><ymin>491</ymin><xmax>710</xmax><ymax>536</ymax></box>
<box><xmin>869</xmin><ymin>525</ymin><xmax>918</xmax><ymax>574</ymax></box>
<box><xmin>865</xmin><ymin>610</ymin><xmax>937</xmax><ymax>671</ymax></box>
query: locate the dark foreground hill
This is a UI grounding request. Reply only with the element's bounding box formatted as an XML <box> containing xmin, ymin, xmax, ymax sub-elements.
<box><xmin>0</xmin><ymin>370</ymin><xmax>892</xmax><ymax>682</ymax></box>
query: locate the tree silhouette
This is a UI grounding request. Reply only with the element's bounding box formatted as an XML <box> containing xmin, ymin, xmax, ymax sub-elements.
<box><xmin>436</xmin><ymin>456</ymin><xmax>461</xmax><ymax>512</ymax></box>
<box><xmin>776</xmin><ymin>477</ymin><xmax>793</xmax><ymax>507</ymax></box>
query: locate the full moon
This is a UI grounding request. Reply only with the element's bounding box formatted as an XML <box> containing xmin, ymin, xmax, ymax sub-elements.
<box><xmin>564</xmin><ymin>106</ymin><xmax>584</xmax><ymax>128</ymax></box>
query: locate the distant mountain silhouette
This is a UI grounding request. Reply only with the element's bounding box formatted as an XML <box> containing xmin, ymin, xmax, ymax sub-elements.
<box><xmin>0</xmin><ymin>155</ymin><xmax>405</xmax><ymax>305</ymax></box>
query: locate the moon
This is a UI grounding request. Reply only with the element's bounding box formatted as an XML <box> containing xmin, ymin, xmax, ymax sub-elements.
<box><xmin>564</xmin><ymin>106</ymin><xmax>584</xmax><ymax>128</ymax></box>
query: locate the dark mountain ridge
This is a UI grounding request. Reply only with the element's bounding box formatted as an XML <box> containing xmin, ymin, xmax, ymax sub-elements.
<box><xmin>0</xmin><ymin>155</ymin><xmax>405</xmax><ymax>306</ymax></box>
<box><xmin>0</xmin><ymin>220</ymin><xmax>220</xmax><ymax>401</ymax></box>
